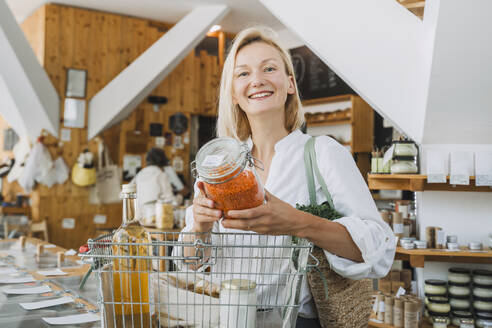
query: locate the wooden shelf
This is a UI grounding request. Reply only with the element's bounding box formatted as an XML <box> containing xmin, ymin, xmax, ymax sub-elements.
<box><xmin>368</xmin><ymin>174</ymin><xmax>492</xmax><ymax>192</ymax></box>
<box><xmin>395</xmin><ymin>247</ymin><xmax>492</xmax><ymax>268</ymax></box>
<box><xmin>302</xmin><ymin>94</ymin><xmax>353</xmax><ymax>106</ymax></box>
<box><xmin>369</xmin><ymin>318</ymin><xmax>433</xmax><ymax>328</ymax></box>
<box><xmin>307</xmin><ymin>118</ymin><xmax>352</xmax><ymax>127</ymax></box>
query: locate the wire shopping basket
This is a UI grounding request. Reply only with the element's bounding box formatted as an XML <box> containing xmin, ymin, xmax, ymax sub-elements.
<box><xmin>81</xmin><ymin>231</ymin><xmax>313</xmax><ymax>328</ymax></box>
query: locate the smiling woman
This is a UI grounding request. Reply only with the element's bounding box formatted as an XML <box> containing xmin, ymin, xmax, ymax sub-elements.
<box><xmin>180</xmin><ymin>26</ymin><xmax>396</xmax><ymax>328</ymax></box>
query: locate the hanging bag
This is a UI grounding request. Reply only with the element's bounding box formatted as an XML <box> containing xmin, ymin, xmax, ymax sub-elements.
<box><xmin>302</xmin><ymin>137</ymin><xmax>373</xmax><ymax>328</ymax></box>
<box><xmin>91</xmin><ymin>142</ymin><xmax>122</xmax><ymax>204</ymax></box>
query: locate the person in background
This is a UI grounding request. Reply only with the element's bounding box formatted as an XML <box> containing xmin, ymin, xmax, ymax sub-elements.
<box><xmin>132</xmin><ymin>148</ymin><xmax>181</xmax><ymax>219</ymax></box>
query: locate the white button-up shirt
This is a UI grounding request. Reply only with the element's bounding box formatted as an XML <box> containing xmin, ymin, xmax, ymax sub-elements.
<box><xmin>180</xmin><ymin>129</ymin><xmax>396</xmax><ymax>317</ymax></box>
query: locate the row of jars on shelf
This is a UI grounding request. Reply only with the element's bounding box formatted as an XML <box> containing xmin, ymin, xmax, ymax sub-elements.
<box><xmin>424</xmin><ymin>268</ymin><xmax>492</xmax><ymax>327</ymax></box>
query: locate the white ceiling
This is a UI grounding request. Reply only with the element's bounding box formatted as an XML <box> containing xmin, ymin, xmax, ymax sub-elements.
<box><xmin>6</xmin><ymin>0</ymin><xmax>285</xmax><ymax>33</ymax></box>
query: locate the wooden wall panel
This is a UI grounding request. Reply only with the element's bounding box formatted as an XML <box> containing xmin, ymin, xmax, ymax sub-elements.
<box><xmin>0</xmin><ymin>4</ymin><xmax>223</xmax><ymax>249</ymax></box>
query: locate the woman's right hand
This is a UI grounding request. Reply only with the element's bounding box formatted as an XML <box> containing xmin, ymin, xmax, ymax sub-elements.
<box><xmin>192</xmin><ymin>182</ymin><xmax>222</xmax><ymax>233</ymax></box>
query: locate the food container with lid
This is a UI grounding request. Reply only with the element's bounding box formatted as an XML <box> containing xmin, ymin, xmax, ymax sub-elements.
<box><xmin>448</xmin><ymin>268</ymin><xmax>471</xmax><ymax>284</ymax></box>
<box><xmin>449</xmin><ymin>295</ymin><xmax>471</xmax><ymax>310</ymax></box>
<box><xmin>447</xmin><ymin>242</ymin><xmax>459</xmax><ymax>251</ymax></box>
<box><xmin>427</xmin><ymin>297</ymin><xmax>451</xmax><ymax>314</ymax></box>
<box><xmin>473</xmin><ymin>297</ymin><xmax>492</xmax><ymax>312</ymax></box>
<box><xmin>428</xmin><ymin>311</ymin><xmax>450</xmax><ymax>325</ymax></box>
<box><xmin>448</xmin><ymin>282</ymin><xmax>471</xmax><ymax>297</ymax></box>
<box><xmin>414</xmin><ymin>240</ymin><xmax>427</xmax><ymax>249</ymax></box>
<box><xmin>393</xmin><ymin>140</ymin><xmax>418</xmax><ymax>157</ymax></box>
<box><xmin>193</xmin><ymin>138</ymin><xmax>264</xmax><ymax>218</ymax></box>
<box><xmin>474</xmin><ymin>270</ymin><xmax>492</xmax><ymax>285</ymax></box>
<box><xmin>475</xmin><ymin>312</ymin><xmax>492</xmax><ymax>328</ymax></box>
<box><xmin>474</xmin><ymin>284</ymin><xmax>492</xmax><ymax>298</ymax></box>
<box><xmin>220</xmin><ymin>279</ymin><xmax>257</xmax><ymax>328</ymax></box>
<box><xmin>446</xmin><ymin>235</ymin><xmax>458</xmax><ymax>244</ymax></box>
<box><xmin>425</xmin><ymin>279</ymin><xmax>447</xmax><ymax>295</ymax></box>
<box><xmin>390</xmin><ymin>157</ymin><xmax>418</xmax><ymax>174</ymax></box>
<box><xmin>469</xmin><ymin>241</ymin><xmax>483</xmax><ymax>250</ymax></box>
<box><xmin>451</xmin><ymin>310</ymin><xmax>473</xmax><ymax>327</ymax></box>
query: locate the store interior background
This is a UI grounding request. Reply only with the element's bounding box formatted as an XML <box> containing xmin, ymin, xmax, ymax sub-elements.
<box><xmin>1</xmin><ymin>0</ymin><xmax>491</xmax><ymax>300</ymax></box>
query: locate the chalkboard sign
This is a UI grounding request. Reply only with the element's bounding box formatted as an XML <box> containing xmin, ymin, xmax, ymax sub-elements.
<box><xmin>290</xmin><ymin>46</ymin><xmax>354</xmax><ymax>100</ymax></box>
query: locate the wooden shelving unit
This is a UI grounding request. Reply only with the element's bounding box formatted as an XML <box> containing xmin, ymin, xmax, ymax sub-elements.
<box><xmin>395</xmin><ymin>246</ymin><xmax>492</xmax><ymax>268</ymax></box>
<box><xmin>368</xmin><ymin>174</ymin><xmax>492</xmax><ymax>192</ymax></box>
<box><xmin>369</xmin><ymin>318</ymin><xmax>433</xmax><ymax>328</ymax></box>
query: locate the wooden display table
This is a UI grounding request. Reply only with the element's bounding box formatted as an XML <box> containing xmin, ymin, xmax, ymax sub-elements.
<box><xmin>395</xmin><ymin>246</ymin><xmax>492</xmax><ymax>268</ymax></box>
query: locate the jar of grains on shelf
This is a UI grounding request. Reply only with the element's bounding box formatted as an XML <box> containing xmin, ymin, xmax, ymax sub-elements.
<box><xmin>192</xmin><ymin>138</ymin><xmax>265</xmax><ymax>218</ymax></box>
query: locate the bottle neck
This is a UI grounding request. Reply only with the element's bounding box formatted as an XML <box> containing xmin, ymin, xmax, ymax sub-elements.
<box><xmin>122</xmin><ymin>193</ymin><xmax>137</xmax><ymax>225</ymax></box>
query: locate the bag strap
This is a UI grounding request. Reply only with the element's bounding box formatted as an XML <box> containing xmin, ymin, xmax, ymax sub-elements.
<box><xmin>304</xmin><ymin>137</ymin><xmax>335</xmax><ymax>209</ymax></box>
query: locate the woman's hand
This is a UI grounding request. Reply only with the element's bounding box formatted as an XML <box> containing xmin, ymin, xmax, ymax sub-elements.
<box><xmin>191</xmin><ymin>182</ymin><xmax>222</xmax><ymax>233</ymax></box>
<box><xmin>223</xmin><ymin>190</ymin><xmax>306</xmax><ymax>236</ymax></box>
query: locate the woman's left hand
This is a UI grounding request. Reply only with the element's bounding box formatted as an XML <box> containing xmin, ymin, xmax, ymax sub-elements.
<box><xmin>222</xmin><ymin>190</ymin><xmax>305</xmax><ymax>236</ymax></box>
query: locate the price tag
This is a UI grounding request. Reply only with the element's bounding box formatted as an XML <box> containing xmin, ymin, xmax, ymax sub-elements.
<box><xmin>396</xmin><ymin>286</ymin><xmax>406</xmax><ymax>298</ymax></box>
<box><xmin>62</xmin><ymin>218</ymin><xmax>75</xmax><ymax>229</ymax></box>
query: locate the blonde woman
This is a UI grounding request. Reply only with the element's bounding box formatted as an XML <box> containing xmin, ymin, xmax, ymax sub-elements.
<box><xmin>185</xmin><ymin>26</ymin><xmax>396</xmax><ymax>327</ymax></box>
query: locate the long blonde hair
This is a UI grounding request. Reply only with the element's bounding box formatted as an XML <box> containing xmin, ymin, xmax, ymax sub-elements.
<box><xmin>216</xmin><ymin>26</ymin><xmax>304</xmax><ymax>141</ymax></box>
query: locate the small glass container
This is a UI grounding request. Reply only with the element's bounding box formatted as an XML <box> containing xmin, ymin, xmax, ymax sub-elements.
<box><xmin>473</xmin><ymin>297</ymin><xmax>492</xmax><ymax>312</ymax></box>
<box><xmin>469</xmin><ymin>241</ymin><xmax>483</xmax><ymax>250</ymax></box>
<box><xmin>433</xmin><ymin>316</ymin><xmax>448</xmax><ymax>328</ymax></box>
<box><xmin>449</xmin><ymin>295</ymin><xmax>471</xmax><ymax>310</ymax></box>
<box><xmin>451</xmin><ymin>310</ymin><xmax>474</xmax><ymax>327</ymax></box>
<box><xmin>426</xmin><ymin>293</ymin><xmax>444</xmax><ymax>306</ymax></box>
<box><xmin>476</xmin><ymin>312</ymin><xmax>492</xmax><ymax>328</ymax></box>
<box><xmin>390</xmin><ymin>157</ymin><xmax>418</xmax><ymax>174</ymax></box>
<box><xmin>425</xmin><ymin>279</ymin><xmax>447</xmax><ymax>295</ymax></box>
<box><xmin>193</xmin><ymin>138</ymin><xmax>264</xmax><ymax>218</ymax></box>
<box><xmin>473</xmin><ymin>284</ymin><xmax>492</xmax><ymax>298</ymax></box>
<box><xmin>402</xmin><ymin>242</ymin><xmax>415</xmax><ymax>250</ymax></box>
<box><xmin>414</xmin><ymin>240</ymin><xmax>427</xmax><ymax>249</ymax></box>
<box><xmin>142</xmin><ymin>202</ymin><xmax>156</xmax><ymax>226</ymax></box>
<box><xmin>428</xmin><ymin>297</ymin><xmax>451</xmax><ymax>314</ymax></box>
<box><xmin>220</xmin><ymin>279</ymin><xmax>257</xmax><ymax>328</ymax></box>
<box><xmin>446</xmin><ymin>235</ymin><xmax>458</xmax><ymax>243</ymax></box>
<box><xmin>447</xmin><ymin>242</ymin><xmax>459</xmax><ymax>251</ymax></box>
<box><xmin>393</xmin><ymin>140</ymin><xmax>418</xmax><ymax>156</ymax></box>
<box><xmin>448</xmin><ymin>282</ymin><xmax>471</xmax><ymax>297</ymax></box>
<box><xmin>428</xmin><ymin>311</ymin><xmax>450</xmax><ymax>325</ymax></box>
<box><xmin>474</xmin><ymin>270</ymin><xmax>492</xmax><ymax>285</ymax></box>
<box><xmin>155</xmin><ymin>198</ymin><xmax>174</xmax><ymax>229</ymax></box>
<box><xmin>448</xmin><ymin>268</ymin><xmax>471</xmax><ymax>284</ymax></box>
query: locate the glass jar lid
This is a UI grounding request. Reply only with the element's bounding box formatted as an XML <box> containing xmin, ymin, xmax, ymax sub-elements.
<box><xmin>449</xmin><ymin>294</ymin><xmax>471</xmax><ymax>300</ymax></box>
<box><xmin>194</xmin><ymin>137</ymin><xmax>249</xmax><ymax>184</ymax></box>
<box><xmin>449</xmin><ymin>281</ymin><xmax>471</xmax><ymax>287</ymax></box>
<box><xmin>426</xmin><ymin>279</ymin><xmax>447</xmax><ymax>286</ymax></box>
<box><xmin>474</xmin><ymin>296</ymin><xmax>492</xmax><ymax>302</ymax></box>
<box><xmin>474</xmin><ymin>283</ymin><xmax>492</xmax><ymax>288</ymax></box>
<box><xmin>428</xmin><ymin>296</ymin><xmax>450</xmax><ymax>304</ymax></box>
<box><xmin>452</xmin><ymin>310</ymin><xmax>473</xmax><ymax>318</ymax></box>
<box><xmin>450</xmin><ymin>268</ymin><xmax>471</xmax><ymax>275</ymax></box>
<box><xmin>393</xmin><ymin>156</ymin><xmax>416</xmax><ymax>161</ymax></box>
<box><xmin>476</xmin><ymin>312</ymin><xmax>492</xmax><ymax>320</ymax></box>
<box><xmin>428</xmin><ymin>310</ymin><xmax>450</xmax><ymax>317</ymax></box>
<box><xmin>474</xmin><ymin>269</ymin><xmax>492</xmax><ymax>277</ymax></box>
<box><xmin>221</xmin><ymin>278</ymin><xmax>256</xmax><ymax>291</ymax></box>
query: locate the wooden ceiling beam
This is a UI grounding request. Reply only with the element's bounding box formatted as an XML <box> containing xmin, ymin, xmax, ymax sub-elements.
<box><xmin>0</xmin><ymin>1</ymin><xmax>59</xmax><ymax>140</ymax></box>
<box><xmin>87</xmin><ymin>5</ymin><xmax>229</xmax><ymax>140</ymax></box>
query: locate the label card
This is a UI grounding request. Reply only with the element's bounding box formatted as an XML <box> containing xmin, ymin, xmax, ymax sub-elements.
<box><xmin>426</xmin><ymin>149</ymin><xmax>449</xmax><ymax>183</ymax></box>
<box><xmin>450</xmin><ymin>151</ymin><xmax>474</xmax><ymax>185</ymax></box>
<box><xmin>427</xmin><ymin>174</ymin><xmax>447</xmax><ymax>183</ymax></box>
<box><xmin>37</xmin><ymin>269</ymin><xmax>67</xmax><ymax>276</ymax></box>
<box><xmin>475</xmin><ymin>152</ymin><xmax>492</xmax><ymax>186</ymax></box>
<box><xmin>62</xmin><ymin>218</ymin><xmax>75</xmax><ymax>229</ymax></box>
<box><xmin>202</xmin><ymin>155</ymin><xmax>225</xmax><ymax>167</ymax></box>
<box><xmin>93</xmin><ymin>214</ymin><xmax>107</xmax><ymax>224</ymax></box>
<box><xmin>42</xmin><ymin>313</ymin><xmax>100</xmax><ymax>325</ymax></box>
<box><xmin>2</xmin><ymin>285</ymin><xmax>51</xmax><ymax>295</ymax></box>
<box><xmin>20</xmin><ymin>296</ymin><xmax>74</xmax><ymax>310</ymax></box>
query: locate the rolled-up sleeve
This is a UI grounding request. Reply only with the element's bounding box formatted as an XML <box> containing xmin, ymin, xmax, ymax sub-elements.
<box><xmin>315</xmin><ymin>137</ymin><xmax>396</xmax><ymax>280</ymax></box>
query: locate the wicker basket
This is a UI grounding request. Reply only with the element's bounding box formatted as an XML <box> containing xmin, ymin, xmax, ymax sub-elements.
<box><xmin>307</xmin><ymin>246</ymin><xmax>373</xmax><ymax>328</ymax></box>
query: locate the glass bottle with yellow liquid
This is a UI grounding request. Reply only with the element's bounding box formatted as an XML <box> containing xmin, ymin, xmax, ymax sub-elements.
<box><xmin>112</xmin><ymin>183</ymin><xmax>152</xmax><ymax>322</ymax></box>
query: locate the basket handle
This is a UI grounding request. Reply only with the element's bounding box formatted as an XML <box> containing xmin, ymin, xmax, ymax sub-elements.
<box><xmin>307</xmin><ymin>253</ymin><xmax>329</xmax><ymax>301</ymax></box>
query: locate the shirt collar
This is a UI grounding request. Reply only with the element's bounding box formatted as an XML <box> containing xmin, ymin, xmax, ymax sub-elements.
<box><xmin>245</xmin><ymin>129</ymin><xmax>303</xmax><ymax>152</ymax></box>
